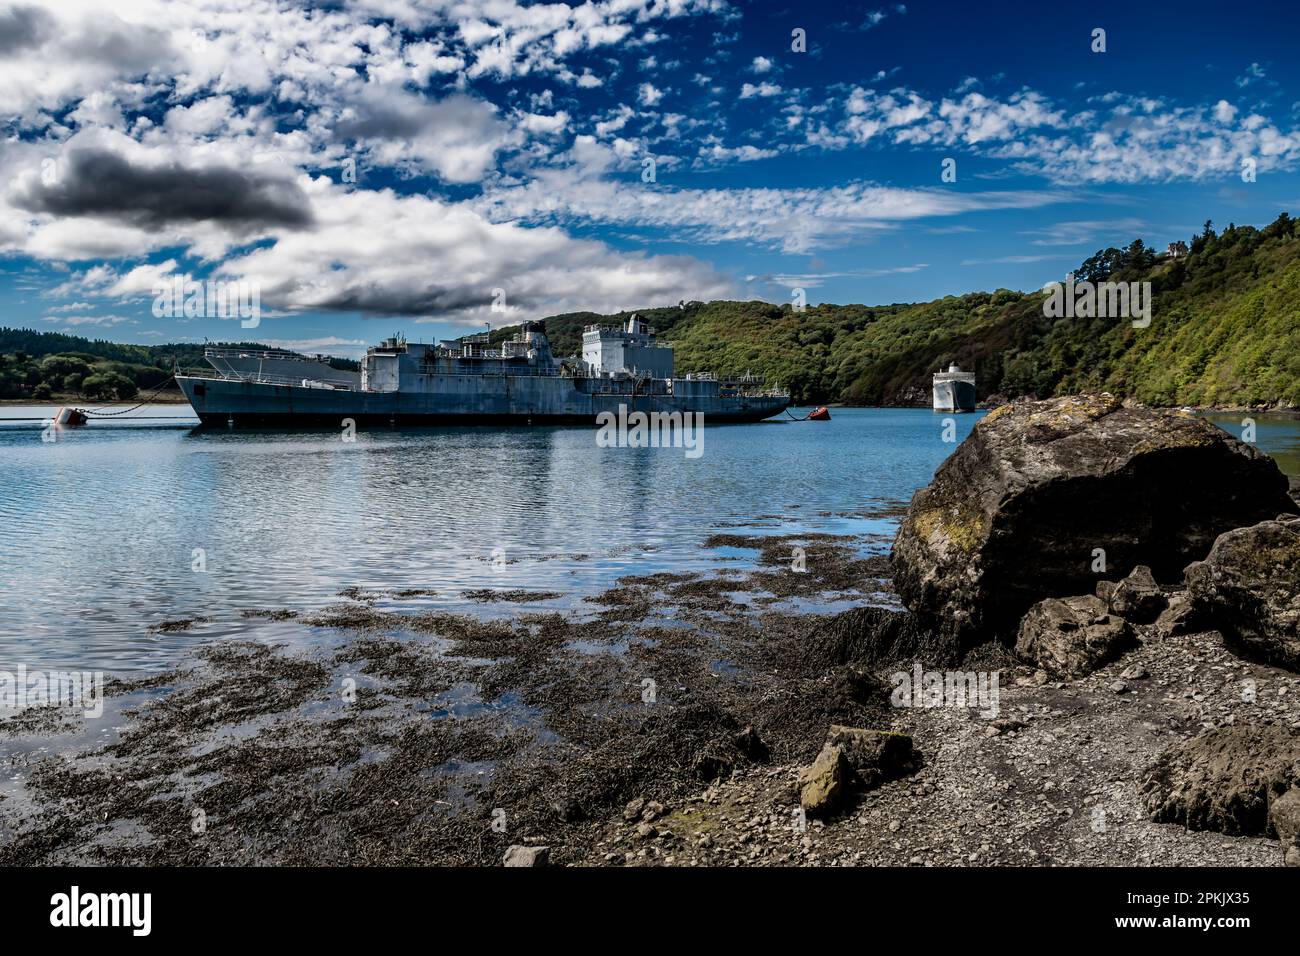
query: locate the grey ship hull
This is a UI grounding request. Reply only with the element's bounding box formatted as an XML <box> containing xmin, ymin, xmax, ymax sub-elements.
<box><xmin>176</xmin><ymin>374</ymin><xmax>789</xmax><ymax>426</ymax></box>
<box><xmin>932</xmin><ymin>379</ymin><xmax>977</xmax><ymax>413</ymax></box>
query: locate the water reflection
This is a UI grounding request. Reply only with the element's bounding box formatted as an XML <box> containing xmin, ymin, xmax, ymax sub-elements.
<box><xmin>7</xmin><ymin>405</ymin><xmax>1295</xmax><ymax>674</ymax></box>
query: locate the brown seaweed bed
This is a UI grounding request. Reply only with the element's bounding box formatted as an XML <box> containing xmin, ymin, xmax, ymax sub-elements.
<box><xmin>0</xmin><ymin>531</ymin><xmax>900</xmax><ymax>865</ymax></box>
<box><xmin>6</xmin><ymin>521</ymin><xmax>1291</xmax><ymax>868</ymax></box>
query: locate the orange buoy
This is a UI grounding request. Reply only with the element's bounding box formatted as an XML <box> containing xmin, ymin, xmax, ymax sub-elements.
<box><xmin>808</xmin><ymin>406</ymin><xmax>831</xmax><ymax>421</ymax></box>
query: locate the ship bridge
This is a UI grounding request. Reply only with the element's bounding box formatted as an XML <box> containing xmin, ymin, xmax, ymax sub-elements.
<box><xmin>581</xmin><ymin>314</ymin><xmax>674</xmax><ymax>379</ymax></box>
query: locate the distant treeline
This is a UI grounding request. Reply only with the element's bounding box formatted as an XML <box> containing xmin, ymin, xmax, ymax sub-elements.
<box><xmin>0</xmin><ymin>330</ymin><xmax>358</xmax><ymax>401</ymax></box>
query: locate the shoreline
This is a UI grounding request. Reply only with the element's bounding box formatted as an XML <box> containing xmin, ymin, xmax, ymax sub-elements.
<box><xmin>1</xmin><ymin>523</ymin><xmax>1292</xmax><ymax>867</ymax></box>
<box><xmin>0</xmin><ymin>393</ymin><xmax>190</xmax><ymax>407</ymax></box>
<box><xmin>2</xmin><ymin>395</ymin><xmax>1296</xmax><ymax>415</ymax></box>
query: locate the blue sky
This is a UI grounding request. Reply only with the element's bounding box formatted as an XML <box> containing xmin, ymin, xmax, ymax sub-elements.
<box><xmin>2</xmin><ymin>0</ymin><xmax>1298</xmax><ymax>357</ymax></box>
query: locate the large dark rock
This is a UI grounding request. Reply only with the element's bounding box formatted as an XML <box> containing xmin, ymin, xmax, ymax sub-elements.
<box><xmin>892</xmin><ymin>395</ymin><xmax>1295</xmax><ymax>650</ymax></box>
<box><xmin>798</xmin><ymin>743</ymin><xmax>851</xmax><ymax>817</ymax></box>
<box><xmin>1139</xmin><ymin>724</ymin><xmax>1300</xmax><ymax>836</ymax></box>
<box><xmin>1014</xmin><ymin>594</ymin><xmax>1135</xmax><ymax>678</ymax></box>
<box><xmin>826</xmin><ymin>725</ymin><xmax>919</xmax><ymax>789</ymax></box>
<box><xmin>1104</xmin><ymin>564</ymin><xmax>1166</xmax><ymax>623</ymax></box>
<box><xmin>502</xmin><ymin>844</ymin><xmax>549</xmax><ymax>867</ymax></box>
<box><xmin>1153</xmin><ymin>590</ymin><xmax>1199</xmax><ymax>637</ymax></box>
<box><xmin>1185</xmin><ymin>517</ymin><xmax>1300</xmax><ymax>671</ymax></box>
<box><xmin>1269</xmin><ymin>788</ymin><xmax>1300</xmax><ymax>866</ymax></box>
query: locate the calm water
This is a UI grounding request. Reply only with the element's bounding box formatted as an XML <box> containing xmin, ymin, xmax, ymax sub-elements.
<box><xmin>1</xmin><ymin>405</ymin><xmax>1297</xmax><ymax>675</ymax></box>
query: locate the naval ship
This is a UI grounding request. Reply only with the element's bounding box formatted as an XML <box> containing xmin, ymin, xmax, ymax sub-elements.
<box><xmin>932</xmin><ymin>362</ymin><xmax>976</xmax><ymax>412</ymax></box>
<box><xmin>175</xmin><ymin>315</ymin><xmax>789</xmax><ymax>426</ymax></box>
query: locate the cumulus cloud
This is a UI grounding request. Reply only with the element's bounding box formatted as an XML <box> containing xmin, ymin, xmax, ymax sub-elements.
<box><xmin>9</xmin><ymin>146</ymin><xmax>312</xmax><ymax>231</ymax></box>
<box><xmin>0</xmin><ymin>4</ymin><xmax>54</xmax><ymax>55</ymax></box>
<box><xmin>0</xmin><ymin>4</ymin><xmax>174</xmax><ymax>120</ymax></box>
<box><xmin>219</xmin><ymin>181</ymin><xmax>735</xmax><ymax>322</ymax></box>
<box><xmin>328</xmin><ymin>87</ymin><xmax>519</xmax><ymax>182</ymax></box>
<box><xmin>637</xmin><ymin>82</ymin><xmax>664</xmax><ymax>106</ymax></box>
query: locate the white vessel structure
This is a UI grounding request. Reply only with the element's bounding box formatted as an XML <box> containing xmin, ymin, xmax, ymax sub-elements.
<box><xmin>932</xmin><ymin>362</ymin><xmax>976</xmax><ymax>412</ymax></box>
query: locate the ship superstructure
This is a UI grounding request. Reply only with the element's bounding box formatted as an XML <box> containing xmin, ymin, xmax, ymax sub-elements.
<box><xmin>176</xmin><ymin>315</ymin><xmax>789</xmax><ymax>426</ymax></box>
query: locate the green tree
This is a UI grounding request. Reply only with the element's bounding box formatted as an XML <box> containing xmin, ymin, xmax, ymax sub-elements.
<box><xmin>80</xmin><ymin>371</ymin><xmax>137</xmax><ymax>401</ymax></box>
<box><xmin>40</xmin><ymin>354</ymin><xmax>92</xmax><ymax>378</ymax></box>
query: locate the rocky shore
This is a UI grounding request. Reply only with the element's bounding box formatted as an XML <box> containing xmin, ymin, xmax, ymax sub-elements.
<box><xmin>2</xmin><ymin>394</ymin><xmax>1297</xmax><ymax>867</ymax></box>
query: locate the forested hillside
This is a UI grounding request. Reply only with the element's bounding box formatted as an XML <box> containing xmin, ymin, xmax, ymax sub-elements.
<box><xmin>533</xmin><ymin>212</ymin><xmax>1300</xmax><ymax>408</ymax></box>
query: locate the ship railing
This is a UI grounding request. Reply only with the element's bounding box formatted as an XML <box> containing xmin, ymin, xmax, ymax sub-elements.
<box><xmin>583</xmin><ymin>385</ymin><xmax>671</xmax><ymax>395</ymax></box>
<box><xmin>678</xmin><ymin>372</ymin><xmax>769</xmax><ymax>386</ymax></box>
<box><xmin>180</xmin><ymin>368</ymin><xmax>357</xmax><ymax>390</ymax></box>
<box><xmin>205</xmin><ymin>347</ymin><xmax>305</xmax><ymax>359</ymax></box>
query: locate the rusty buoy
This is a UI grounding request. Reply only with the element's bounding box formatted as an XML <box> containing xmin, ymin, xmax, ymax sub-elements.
<box><xmin>53</xmin><ymin>407</ymin><xmax>89</xmax><ymax>427</ymax></box>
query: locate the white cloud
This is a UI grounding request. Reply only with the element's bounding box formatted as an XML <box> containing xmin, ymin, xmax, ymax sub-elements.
<box><xmin>960</xmin><ymin>254</ymin><xmax>1075</xmax><ymax>266</ymax></box>
<box><xmin>43</xmin><ymin>313</ymin><xmax>136</xmax><ymax>326</ymax></box>
<box><xmin>328</xmin><ymin>87</ymin><xmax>519</xmax><ymax>183</ymax></box>
<box><xmin>594</xmin><ymin>104</ymin><xmax>636</xmax><ymax>138</ymax></box>
<box><xmin>518</xmin><ymin>110</ymin><xmax>571</xmax><ymax>137</ymax></box>
<box><xmin>105</xmin><ymin>260</ymin><xmax>183</xmax><ymax>297</ymax></box>
<box><xmin>822</xmin><ymin>82</ymin><xmax>1300</xmax><ymax>185</ymax></box>
<box><xmin>697</xmin><ymin>144</ymin><xmax>778</xmax><ymax>163</ymax></box>
<box><xmin>760</xmin><ymin>263</ymin><xmax>929</xmax><ymax>288</ymax></box>
<box><xmin>1020</xmin><ymin>218</ymin><xmax>1148</xmax><ymax>247</ymax></box>
<box><xmin>477</xmin><ymin>138</ymin><xmax>1070</xmax><ymax>254</ymax></box>
<box><xmin>1235</xmin><ymin>62</ymin><xmax>1266</xmax><ymax>88</ymax></box>
<box><xmin>255</xmin><ymin>336</ymin><xmax>369</xmax><ymax>357</ymax></box>
<box><xmin>163</xmin><ymin>95</ymin><xmax>242</xmax><ymax>136</ymax></box>
<box><xmin>740</xmin><ymin>82</ymin><xmax>781</xmax><ymax>99</ymax></box>
<box><xmin>215</xmin><ymin>177</ymin><xmax>736</xmax><ymax>321</ymax></box>
<box><xmin>638</xmin><ymin>82</ymin><xmax>664</xmax><ymax>107</ymax></box>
